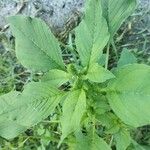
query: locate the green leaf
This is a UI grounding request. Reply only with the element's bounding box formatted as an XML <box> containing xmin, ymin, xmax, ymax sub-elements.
<box><xmin>60</xmin><ymin>89</ymin><xmax>86</xmax><ymax>142</ymax></box>
<box><xmin>85</xmin><ymin>63</ymin><xmax>115</xmax><ymax>83</ymax></box>
<box><xmin>114</xmin><ymin>129</ymin><xmax>131</xmax><ymax>150</ymax></box>
<box><xmin>88</xmin><ymin>134</ymin><xmax>111</xmax><ymax>150</ymax></box>
<box><xmin>130</xmin><ymin>140</ymin><xmax>147</xmax><ymax>150</ymax></box>
<box><xmin>109</xmin><ymin>0</ymin><xmax>137</xmax><ymax>36</ymax></box>
<box><xmin>41</xmin><ymin>69</ymin><xmax>71</xmax><ymax>87</ymax></box>
<box><xmin>118</xmin><ymin>48</ymin><xmax>137</xmax><ymax>68</ymax></box>
<box><xmin>107</xmin><ymin>64</ymin><xmax>150</xmax><ymax>127</ymax></box>
<box><xmin>70</xmin><ymin>133</ymin><xmax>111</xmax><ymax>150</ymax></box>
<box><xmin>75</xmin><ymin>0</ymin><xmax>109</xmax><ymax>67</ymax></box>
<box><xmin>102</xmin><ymin>0</ymin><xmax>137</xmax><ymax>37</ymax></box>
<box><xmin>0</xmin><ymin>92</ymin><xmax>27</xmax><ymax>139</ymax></box>
<box><xmin>98</xmin><ymin>54</ymin><xmax>107</xmax><ymax>66</ymax></box>
<box><xmin>101</xmin><ymin>0</ymin><xmax>109</xmax><ymax>21</ymax></box>
<box><xmin>8</xmin><ymin>16</ymin><xmax>65</xmax><ymax>71</ymax></box>
<box><xmin>0</xmin><ymin>82</ymin><xmax>65</xmax><ymax>139</ymax></box>
<box><xmin>93</xmin><ymin>96</ymin><xmax>110</xmax><ymax>115</ymax></box>
<box><xmin>97</xmin><ymin>112</ymin><xmax>120</xmax><ymax>134</ymax></box>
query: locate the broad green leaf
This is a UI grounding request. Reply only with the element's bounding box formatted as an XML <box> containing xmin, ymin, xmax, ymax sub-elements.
<box><xmin>0</xmin><ymin>82</ymin><xmax>65</xmax><ymax>139</ymax></box>
<box><xmin>60</xmin><ymin>89</ymin><xmax>86</xmax><ymax>142</ymax></box>
<box><xmin>75</xmin><ymin>0</ymin><xmax>109</xmax><ymax>67</ymax></box>
<box><xmin>41</xmin><ymin>69</ymin><xmax>71</xmax><ymax>87</ymax></box>
<box><xmin>97</xmin><ymin>112</ymin><xmax>120</xmax><ymax>134</ymax></box>
<box><xmin>129</xmin><ymin>140</ymin><xmax>147</xmax><ymax>150</ymax></box>
<box><xmin>141</xmin><ymin>146</ymin><xmax>150</xmax><ymax>150</ymax></box>
<box><xmin>98</xmin><ymin>54</ymin><xmax>107</xmax><ymax>66</ymax></box>
<box><xmin>85</xmin><ymin>63</ymin><xmax>115</xmax><ymax>83</ymax></box>
<box><xmin>118</xmin><ymin>48</ymin><xmax>137</xmax><ymax>68</ymax></box>
<box><xmin>109</xmin><ymin>0</ymin><xmax>137</xmax><ymax>36</ymax></box>
<box><xmin>87</xmin><ymin>134</ymin><xmax>111</xmax><ymax>150</ymax></box>
<box><xmin>16</xmin><ymin>82</ymin><xmax>65</xmax><ymax>127</ymax></box>
<box><xmin>8</xmin><ymin>16</ymin><xmax>65</xmax><ymax>71</ymax></box>
<box><xmin>114</xmin><ymin>129</ymin><xmax>131</xmax><ymax>150</ymax></box>
<box><xmin>93</xmin><ymin>96</ymin><xmax>110</xmax><ymax>115</ymax></box>
<box><xmin>107</xmin><ymin>64</ymin><xmax>150</xmax><ymax>127</ymax></box>
<box><xmin>101</xmin><ymin>0</ymin><xmax>109</xmax><ymax>21</ymax></box>
<box><xmin>0</xmin><ymin>92</ymin><xmax>27</xmax><ymax>139</ymax></box>
<box><xmin>69</xmin><ymin>133</ymin><xmax>111</xmax><ymax>150</ymax></box>
<box><xmin>102</xmin><ymin>0</ymin><xmax>137</xmax><ymax>37</ymax></box>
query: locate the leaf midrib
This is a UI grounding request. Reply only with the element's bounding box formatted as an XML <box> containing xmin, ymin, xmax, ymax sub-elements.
<box><xmin>86</xmin><ymin>4</ymin><xmax>98</xmax><ymax>66</ymax></box>
<box><xmin>13</xmin><ymin>24</ymin><xmax>63</xmax><ymax>69</ymax></box>
<box><xmin>0</xmin><ymin>92</ymin><xmax>64</xmax><ymax>117</ymax></box>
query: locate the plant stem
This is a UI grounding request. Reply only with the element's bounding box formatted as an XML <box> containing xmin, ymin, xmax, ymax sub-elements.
<box><xmin>60</xmin><ymin>41</ymin><xmax>78</xmax><ymax>63</ymax></box>
<box><xmin>105</xmin><ymin>43</ymin><xmax>110</xmax><ymax>70</ymax></box>
<box><xmin>109</xmin><ymin>135</ymin><xmax>114</xmax><ymax>147</ymax></box>
<box><xmin>92</xmin><ymin>116</ymin><xmax>96</xmax><ymax>137</ymax></box>
<box><xmin>42</xmin><ymin>120</ymin><xmax>60</xmax><ymax>123</ymax></box>
<box><xmin>111</xmin><ymin>38</ymin><xmax>118</xmax><ymax>60</ymax></box>
<box><xmin>59</xmin><ymin>41</ymin><xmax>73</xmax><ymax>52</ymax></box>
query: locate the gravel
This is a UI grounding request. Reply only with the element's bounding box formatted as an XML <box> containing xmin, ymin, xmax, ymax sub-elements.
<box><xmin>0</xmin><ymin>0</ymin><xmax>149</xmax><ymax>33</ymax></box>
<box><xmin>0</xmin><ymin>0</ymin><xmax>84</xmax><ymax>33</ymax></box>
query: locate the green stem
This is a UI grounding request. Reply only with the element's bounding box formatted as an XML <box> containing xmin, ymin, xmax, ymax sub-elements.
<box><xmin>105</xmin><ymin>43</ymin><xmax>110</xmax><ymax>70</ymax></box>
<box><xmin>59</xmin><ymin>41</ymin><xmax>73</xmax><ymax>52</ymax></box>
<box><xmin>42</xmin><ymin>120</ymin><xmax>60</xmax><ymax>123</ymax></box>
<box><xmin>111</xmin><ymin>38</ymin><xmax>118</xmax><ymax>60</ymax></box>
<box><xmin>59</xmin><ymin>41</ymin><xmax>78</xmax><ymax>63</ymax></box>
<box><xmin>109</xmin><ymin>135</ymin><xmax>114</xmax><ymax>146</ymax></box>
<box><xmin>94</xmin><ymin>85</ymin><xmax>107</xmax><ymax>94</ymax></box>
<box><xmin>92</xmin><ymin>116</ymin><xmax>96</xmax><ymax>138</ymax></box>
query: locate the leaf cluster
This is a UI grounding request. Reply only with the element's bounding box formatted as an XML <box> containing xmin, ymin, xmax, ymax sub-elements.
<box><xmin>0</xmin><ymin>0</ymin><xmax>150</xmax><ymax>149</ymax></box>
